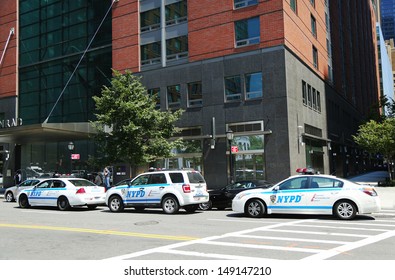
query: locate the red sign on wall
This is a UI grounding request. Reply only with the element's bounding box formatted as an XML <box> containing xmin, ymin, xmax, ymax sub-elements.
<box><xmin>71</xmin><ymin>154</ymin><xmax>80</xmax><ymax>160</ymax></box>
<box><xmin>231</xmin><ymin>146</ymin><xmax>239</xmax><ymax>153</ymax></box>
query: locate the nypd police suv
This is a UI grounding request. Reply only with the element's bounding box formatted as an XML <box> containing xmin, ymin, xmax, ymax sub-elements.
<box><xmin>232</xmin><ymin>170</ymin><xmax>381</xmax><ymax>220</ymax></box>
<box><xmin>17</xmin><ymin>178</ymin><xmax>106</xmax><ymax>211</ymax></box>
<box><xmin>105</xmin><ymin>169</ymin><xmax>209</xmax><ymax>214</ymax></box>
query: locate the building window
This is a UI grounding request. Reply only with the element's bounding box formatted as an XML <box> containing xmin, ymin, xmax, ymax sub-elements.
<box><xmin>225</xmin><ymin>75</ymin><xmax>242</xmax><ymax>101</ymax></box>
<box><xmin>235</xmin><ymin>17</ymin><xmax>260</xmax><ymax>47</ymax></box>
<box><xmin>141</xmin><ymin>41</ymin><xmax>161</xmax><ymax>65</ymax></box>
<box><xmin>311</xmin><ymin>15</ymin><xmax>317</xmax><ymax>38</ymax></box>
<box><xmin>166</xmin><ymin>35</ymin><xmax>188</xmax><ymax>61</ymax></box>
<box><xmin>302</xmin><ymin>80</ymin><xmax>307</xmax><ymax>105</ymax></box>
<box><xmin>140</xmin><ymin>8</ymin><xmax>160</xmax><ymax>32</ymax></box>
<box><xmin>167</xmin><ymin>85</ymin><xmax>181</xmax><ymax>108</ymax></box>
<box><xmin>245</xmin><ymin>72</ymin><xmax>262</xmax><ymax>99</ymax></box>
<box><xmin>148</xmin><ymin>88</ymin><xmax>161</xmax><ymax>109</ymax></box>
<box><xmin>165</xmin><ymin>0</ymin><xmax>188</xmax><ymax>26</ymax></box>
<box><xmin>187</xmin><ymin>81</ymin><xmax>203</xmax><ymax>107</ymax></box>
<box><xmin>290</xmin><ymin>0</ymin><xmax>297</xmax><ymax>13</ymax></box>
<box><xmin>312</xmin><ymin>46</ymin><xmax>318</xmax><ymax>69</ymax></box>
<box><xmin>310</xmin><ymin>0</ymin><xmax>315</xmax><ymax>8</ymax></box>
<box><xmin>316</xmin><ymin>91</ymin><xmax>321</xmax><ymax>112</ymax></box>
<box><xmin>312</xmin><ymin>88</ymin><xmax>317</xmax><ymax>110</ymax></box>
<box><xmin>234</xmin><ymin>0</ymin><xmax>258</xmax><ymax>9</ymax></box>
<box><xmin>307</xmin><ymin>84</ymin><xmax>312</xmax><ymax>107</ymax></box>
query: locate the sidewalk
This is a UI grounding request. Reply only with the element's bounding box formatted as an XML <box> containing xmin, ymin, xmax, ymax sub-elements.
<box><xmin>348</xmin><ymin>171</ymin><xmax>395</xmax><ymax>209</ymax></box>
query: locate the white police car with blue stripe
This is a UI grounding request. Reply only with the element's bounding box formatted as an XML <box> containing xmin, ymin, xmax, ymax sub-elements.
<box><xmin>106</xmin><ymin>169</ymin><xmax>209</xmax><ymax>214</ymax></box>
<box><xmin>232</xmin><ymin>171</ymin><xmax>381</xmax><ymax>220</ymax></box>
<box><xmin>17</xmin><ymin>178</ymin><xmax>106</xmax><ymax>211</ymax></box>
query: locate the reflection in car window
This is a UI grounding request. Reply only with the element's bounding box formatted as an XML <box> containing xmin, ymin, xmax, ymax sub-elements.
<box><xmin>68</xmin><ymin>179</ymin><xmax>95</xmax><ymax>187</ymax></box>
<box><xmin>310</xmin><ymin>177</ymin><xmax>343</xmax><ymax>188</ymax></box>
<box><xmin>132</xmin><ymin>175</ymin><xmax>150</xmax><ymax>185</ymax></box>
<box><xmin>37</xmin><ymin>181</ymin><xmax>52</xmax><ymax>189</ymax></box>
<box><xmin>279</xmin><ymin>177</ymin><xmax>308</xmax><ymax>190</ymax></box>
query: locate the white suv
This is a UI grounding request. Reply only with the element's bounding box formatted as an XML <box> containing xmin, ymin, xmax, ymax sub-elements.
<box><xmin>105</xmin><ymin>169</ymin><xmax>209</xmax><ymax>214</ymax></box>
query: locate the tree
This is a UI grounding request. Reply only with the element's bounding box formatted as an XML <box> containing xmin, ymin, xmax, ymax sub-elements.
<box><xmin>353</xmin><ymin>118</ymin><xmax>395</xmax><ymax>180</ymax></box>
<box><xmin>91</xmin><ymin>70</ymin><xmax>183</xmax><ymax>170</ymax></box>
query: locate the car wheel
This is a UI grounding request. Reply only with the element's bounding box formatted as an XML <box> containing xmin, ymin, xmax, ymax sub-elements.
<box><xmin>334</xmin><ymin>200</ymin><xmax>357</xmax><ymax>220</ymax></box>
<box><xmin>108</xmin><ymin>195</ymin><xmax>124</xmax><ymax>212</ymax></box>
<box><xmin>162</xmin><ymin>196</ymin><xmax>179</xmax><ymax>214</ymax></box>
<box><xmin>18</xmin><ymin>194</ymin><xmax>30</xmax><ymax>208</ymax></box>
<box><xmin>245</xmin><ymin>199</ymin><xmax>266</xmax><ymax>218</ymax></box>
<box><xmin>184</xmin><ymin>204</ymin><xmax>199</xmax><ymax>213</ymax></box>
<box><xmin>57</xmin><ymin>196</ymin><xmax>70</xmax><ymax>211</ymax></box>
<box><xmin>199</xmin><ymin>200</ymin><xmax>212</xmax><ymax>211</ymax></box>
<box><xmin>5</xmin><ymin>191</ymin><xmax>14</xmax><ymax>202</ymax></box>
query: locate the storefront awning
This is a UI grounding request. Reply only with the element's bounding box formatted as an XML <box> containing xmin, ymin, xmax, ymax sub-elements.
<box><xmin>0</xmin><ymin>122</ymin><xmax>96</xmax><ymax>144</ymax></box>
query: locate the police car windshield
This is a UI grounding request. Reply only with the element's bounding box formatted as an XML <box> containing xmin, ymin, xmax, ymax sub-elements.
<box><xmin>69</xmin><ymin>179</ymin><xmax>96</xmax><ymax>187</ymax></box>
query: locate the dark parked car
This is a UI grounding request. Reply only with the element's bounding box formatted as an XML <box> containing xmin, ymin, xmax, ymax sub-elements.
<box><xmin>199</xmin><ymin>180</ymin><xmax>272</xmax><ymax>210</ymax></box>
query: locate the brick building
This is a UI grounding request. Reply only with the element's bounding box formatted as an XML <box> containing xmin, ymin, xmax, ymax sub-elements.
<box><xmin>0</xmin><ymin>0</ymin><xmax>380</xmax><ymax>188</ymax></box>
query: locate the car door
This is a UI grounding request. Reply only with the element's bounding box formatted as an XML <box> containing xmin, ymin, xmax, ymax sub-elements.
<box><xmin>269</xmin><ymin>176</ymin><xmax>310</xmax><ymax>214</ymax></box>
<box><xmin>145</xmin><ymin>173</ymin><xmax>167</xmax><ymax>205</ymax></box>
<box><xmin>45</xmin><ymin>179</ymin><xmax>66</xmax><ymax>207</ymax></box>
<box><xmin>123</xmin><ymin>174</ymin><xmax>150</xmax><ymax>205</ymax></box>
<box><xmin>28</xmin><ymin>180</ymin><xmax>53</xmax><ymax>206</ymax></box>
<box><xmin>302</xmin><ymin>176</ymin><xmax>344</xmax><ymax>214</ymax></box>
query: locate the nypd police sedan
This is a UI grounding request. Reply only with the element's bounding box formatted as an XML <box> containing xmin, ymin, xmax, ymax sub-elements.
<box><xmin>17</xmin><ymin>178</ymin><xmax>106</xmax><ymax>211</ymax></box>
<box><xmin>232</xmin><ymin>174</ymin><xmax>381</xmax><ymax>220</ymax></box>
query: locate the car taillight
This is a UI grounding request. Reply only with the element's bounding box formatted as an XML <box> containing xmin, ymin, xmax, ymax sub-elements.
<box><xmin>362</xmin><ymin>187</ymin><xmax>378</xmax><ymax>196</ymax></box>
<box><xmin>182</xmin><ymin>184</ymin><xmax>191</xmax><ymax>193</ymax></box>
<box><xmin>76</xmin><ymin>188</ymin><xmax>86</xmax><ymax>194</ymax></box>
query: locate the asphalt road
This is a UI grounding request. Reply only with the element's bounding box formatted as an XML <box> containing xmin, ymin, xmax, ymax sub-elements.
<box><xmin>1</xmin><ymin>199</ymin><xmax>395</xmax><ymax>261</ymax></box>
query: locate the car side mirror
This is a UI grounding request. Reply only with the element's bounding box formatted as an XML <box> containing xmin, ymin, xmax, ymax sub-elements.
<box><xmin>273</xmin><ymin>186</ymin><xmax>279</xmax><ymax>192</ymax></box>
<box><xmin>127</xmin><ymin>181</ymin><xmax>132</xmax><ymax>187</ymax></box>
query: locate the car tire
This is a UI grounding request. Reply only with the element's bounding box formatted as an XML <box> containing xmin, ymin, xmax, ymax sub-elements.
<box><xmin>162</xmin><ymin>195</ymin><xmax>179</xmax><ymax>214</ymax></box>
<box><xmin>198</xmin><ymin>200</ymin><xmax>212</xmax><ymax>211</ymax></box>
<box><xmin>334</xmin><ymin>200</ymin><xmax>357</xmax><ymax>220</ymax></box>
<box><xmin>18</xmin><ymin>194</ymin><xmax>30</xmax><ymax>208</ymax></box>
<box><xmin>57</xmin><ymin>196</ymin><xmax>70</xmax><ymax>211</ymax></box>
<box><xmin>108</xmin><ymin>195</ymin><xmax>124</xmax><ymax>212</ymax></box>
<box><xmin>5</xmin><ymin>191</ymin><xmax>14</xmax><ymax>202</ymax></box>
<box><xmin>245</xmin><ymin>199</ymin><xmax>266</xmax><ymax>218</ymax></box>
<box><xmin>184</xmin><ymin>204</ymin><xmax>199</xmax><ymax>213</ymax></box>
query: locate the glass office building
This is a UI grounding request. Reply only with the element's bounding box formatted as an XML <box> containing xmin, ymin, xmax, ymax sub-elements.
<box><xmin>17</xmin><ymin>0</ymin><xmax>112</xmax><ymax>176</ymax></box>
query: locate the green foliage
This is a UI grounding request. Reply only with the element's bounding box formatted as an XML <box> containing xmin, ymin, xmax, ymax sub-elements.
<box><xmin>353</xmin><ymin>118</ymin><xmax>395</xmax><ymax>156</ymax></box>
<box><xmin>353</xmin><ymin>118</ymin><xmax>395</xmax><ymax>179</ymax></box>
<box><xmin>91</xmin><ymin>70</ymin><xmax>183</xmax><ymax>166</ymax></box>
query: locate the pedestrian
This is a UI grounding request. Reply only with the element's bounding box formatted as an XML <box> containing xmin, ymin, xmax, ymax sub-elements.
<box><xmin>103</xmin><ymin>166</ymin><xmax>111</xmax><ymax>190</ymax></box>
<box><xmin>14</xmin><ymin>170</ymin><xmax>22</xmax><ymax>185</ymax></box>
<box><xmin>94</xmin><ymin>172</ymin><xmax>103</xmax><ymax>186</ymax></box>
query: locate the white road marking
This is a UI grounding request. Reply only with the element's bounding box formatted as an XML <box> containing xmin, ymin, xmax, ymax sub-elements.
<box><xmin>103</xmin><ymin>219</ymin><xmax>310</xmax><ymax>260</ymax></box>
<box><xmin>241</xmin><ymin>234</ymin><xmax>349</xmax><ymax>245</ymax></box>
<box><xmin>302</xmin><ymin>229</ymin><xmax>395</xmax><ymax>260</ymax></box>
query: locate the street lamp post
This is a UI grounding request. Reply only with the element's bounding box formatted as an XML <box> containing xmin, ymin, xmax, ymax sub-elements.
<box><xmin>67</xmin><ymin>141</ymin><xmax>74</xmax><ymax>174</ymax></box>
<box><xmin>226</xmin><ymin>129</ymin><xmax>234</xmax><ymax>183</ymax></box>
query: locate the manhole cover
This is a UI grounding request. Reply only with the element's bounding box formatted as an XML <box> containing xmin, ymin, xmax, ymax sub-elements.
<box><xmin>134</xmin><ymin>220</ymin><xmax>159</xmax><ymax>226</ymax></box>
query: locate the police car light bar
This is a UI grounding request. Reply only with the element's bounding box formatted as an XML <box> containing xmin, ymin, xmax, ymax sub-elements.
<box><xmin>296</xmin><ymin>168</ymin><xmax>315</xmax><ymax>175</ymax></box>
